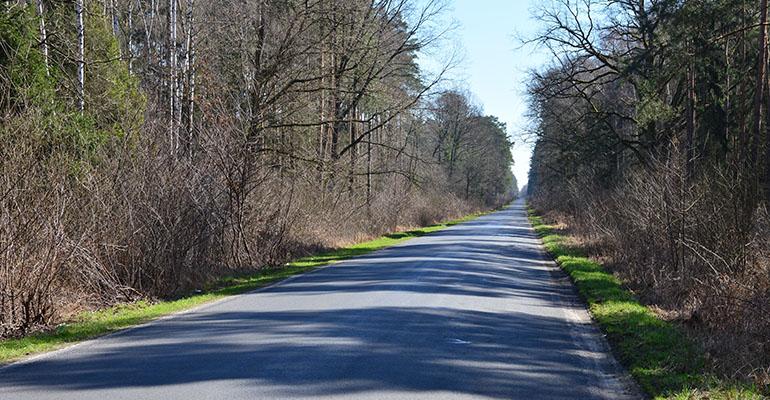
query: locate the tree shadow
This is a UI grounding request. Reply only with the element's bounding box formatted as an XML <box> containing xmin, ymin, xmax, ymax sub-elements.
<box><xmin>0</xmin><ymin>201</ymin><xmax>632</xmax><ymax>399</ymax></box>
<box><xmin>0</xmin><ymin>307</ymin><xmax>621</xmax><ymax>399</ymax></box>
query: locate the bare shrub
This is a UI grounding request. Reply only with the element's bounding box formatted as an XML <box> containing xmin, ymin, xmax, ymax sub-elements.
<box><xmin>533</xmin><ymin>155</ymin><xmax>770</xmax><ymax>375</ymax></box>
<box><xmin>0</xmin><ymin>132</ymin><xmax>83</xmax><ymax>336</ymax></box>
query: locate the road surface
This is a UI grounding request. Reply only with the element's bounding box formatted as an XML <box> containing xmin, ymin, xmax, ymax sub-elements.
<box><xmin>0</xmin><ymin>199</ymin><xmax>638</xmax><ymax>400</ymax></box>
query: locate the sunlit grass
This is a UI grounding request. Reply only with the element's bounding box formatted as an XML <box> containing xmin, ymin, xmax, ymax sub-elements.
<box><xmin>0</xmin><ymin>211</ymin><xmax>487</xmax><ymax>365</ymax></box>
<box><xmin>527</xmin><ymin>206</ymin><xmax>762</xmax><ymax>400</ymax></box>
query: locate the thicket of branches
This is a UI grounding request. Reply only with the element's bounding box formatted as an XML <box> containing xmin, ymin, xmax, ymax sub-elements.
<box><xmin>527</xmin><ymin>0</ymin><xmax>770</xmax><ymax>377</ymax></box>
<box><xmin>0</xmin><ymin>0</ymin><xmax>515</xmax><ymax>337</ymax></box>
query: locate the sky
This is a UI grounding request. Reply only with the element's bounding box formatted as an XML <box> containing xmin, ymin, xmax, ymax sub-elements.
<box><xmin>419</xmin><ymin>0</ymin><xmax>549</xmax><ymax>189</ymax></box>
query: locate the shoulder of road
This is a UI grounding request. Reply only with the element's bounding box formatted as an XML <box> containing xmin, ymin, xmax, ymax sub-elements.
<box><xmin>0</xmin><ymin>210</ymin><xmax>489</xmax><ymax>365</ymax></box>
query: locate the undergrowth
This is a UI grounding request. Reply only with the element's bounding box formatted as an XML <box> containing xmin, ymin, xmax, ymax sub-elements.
<box><xmin>527</xmin><ymin>209</ymin><xmax>763</xmax><ymax>400</ymax></box>
<box><xmin>0</xmin><ymin>211</ymin><xmax>485</xmax><ymax>365</ymax></box>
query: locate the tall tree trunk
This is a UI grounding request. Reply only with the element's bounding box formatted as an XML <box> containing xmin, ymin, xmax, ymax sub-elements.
<box><xmin>248</xmin><ymin>0</ymin><xmax>266</xmax><ymax>145</ymax></box>
<box><xmin>110</xmin><ymin>0</ymin><xmax>119</xmax><ymax>36</ymax></box>
<box><xmin>685</xmin><ymin>59</ymin><xmax>696</xmax><ymax>179</ymax></box>
<box><xmin>448</xmin><ymin>133</ymin><xmax>458</xmax><ymax>179</ymax></box>
<box><xmin>329</xmin><ymin>2</ymin><xmax>339</xmax><ymax>161</ymax></box>
<box><xmin>128</xmin><ymin>1</ymin><xmax>134</xmax><ymax>74</ymax></box>
<box><xmin>182</xmin><ymin>0</ymin><xmax>195</xmax><ymax>154</ymax></box>
<box><xmin>348</xmin><ymin>109</ymin><xmax>356</xmax><ymax>194</ymax></box>
<box><xmin>168</xmin><ymin>0</ymin><xmax>179</xmax><ymax>153</ymax></box>
<box><xmin>240</xmin><ymin>0</ymin><xmax>266</xmax><ymax>184</ymax></box>
<box><xmin>757</xmin><ymin>41</ymin><xmax>770</xmax><ymax>203</ymax></box>
<box><xmin>76</xmin><ymin>0</ymin><xmax>85</xmax><ymax>113</ymax></box>
<box><xmin>737</xmin><ymin>0</ymin><xmax>749</xmax><ymax>176</ymax></box>
<box><xmin>465</xmin><ymin>170</ymin><xmax>470</xmax><ymax>200</ymax></box>
<box><xmin>724</xmin><ymin>36</ymin><xmax>731</xmax><ymax>157</ymax></box>
<box><xmin>138</xmin><ymin>0</ymin><xmax>154</xmax><ymax>67</ymax></box>
<box><xmin>751</xmin><ymin>0</ymin><xmax>768</xmax><ymax>177</ymax></box>
<box><xmin>366</xmin><ymin>115</ymin><xmax>372</xmax><ymax>207</ymax></box>
<box><xmin>318</xmin><ymin>1</ymin><xmax>327</xmax><ymax>186</ymax></box>
<box><xmin>35</xmin><ymin>0</ymin><xmax>49</xmax><ymax>76</ymax></box>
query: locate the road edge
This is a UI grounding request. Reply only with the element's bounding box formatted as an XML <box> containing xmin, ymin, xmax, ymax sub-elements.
<box><xmin>0</xmin><ymin>207</ymin><xmax>494</xmax><ymax>370</ymax></box>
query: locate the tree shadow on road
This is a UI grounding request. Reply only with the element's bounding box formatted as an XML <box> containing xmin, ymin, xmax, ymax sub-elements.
<box><xmin>0</xmin><ymin>203</ymin><xmax>628</xmax><ymax>399</ymax></box>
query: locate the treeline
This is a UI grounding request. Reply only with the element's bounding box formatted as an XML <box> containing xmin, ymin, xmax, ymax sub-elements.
<box><xmin>527</xmin><ymin>0</ymin><xmax>770</xmax><ymax>375</ymax></box>
<box><xmin>0</xmin><ymin>0</ymin><xmax>515</xmax><ymax>337</ymax></box>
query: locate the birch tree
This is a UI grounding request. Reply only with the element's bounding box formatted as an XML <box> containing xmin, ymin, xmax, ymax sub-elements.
<box><xmin>168</xmin><ymin>0</ymin><xmax>178</xmax><ymax>152</ymax></box>
<box><xmin>76</xmin><ymin>0</ymin><xmax>85</xmax><ymax>112</ymax></box>
<box><xmin>35</xmin><ymin>0</ymin><xmax>49</xmax><ymax>76</ymax></box>
<box><xmin>182</xmin><ymin>0</ymin><xmax>194</xmax><ymax>153</ymax></box>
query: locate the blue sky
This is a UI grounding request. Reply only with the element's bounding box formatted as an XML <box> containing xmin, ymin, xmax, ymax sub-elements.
<box><xmin>419</xmin><ymin>0</ymin><xmax>549</xmax><ymax>188</ymax></box>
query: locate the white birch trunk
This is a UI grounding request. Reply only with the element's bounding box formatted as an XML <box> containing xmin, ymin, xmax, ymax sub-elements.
<box><xmin>76</xmin><ymin>0</ymin><xmax>85</xmax><ymax>113</ymax></box>
<box><xmin>183</xmin><ymin>0</ymin><xmax>195</xmax><ymax>152</ymax></box>
<box><xmin>128</xmin><ymin>1</ymin><xmax>134</xmax><ymax>74</ymax></box>
<box><xmin>111</xmin><ymin>0</ymin><xmax>119</xmax><ymax>36</ymax></box>
<box><xmin>168</xmin><ymin>0</ymin><xmax>178</xmax><ymax>152</ymax></box>
<box><xmin>35</xmin><ymin>0</ymin><xmax>50</xmax><ymax>76</ymax></box>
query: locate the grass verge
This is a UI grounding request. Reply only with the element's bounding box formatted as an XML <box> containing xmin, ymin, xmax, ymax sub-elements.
<box><xmin>527</xmin><ymin>208</ymin><xmax>763</xmax><ymax>399</ymax></box>
<box><xmin>0</xmin><ymin>211</ymin><xmax>486</xmax><ymax>365</ymax></box>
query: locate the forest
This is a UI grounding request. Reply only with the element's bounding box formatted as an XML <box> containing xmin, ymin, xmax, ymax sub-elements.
<box><xmin>527</xmin><ymin>0</ymin><xmax>770</xmax><ymax>382</ymax></box>
<box><xmin>0</xmin><ymin>0</ymin><xmax>516</xmax><ymax>337</ymax></box>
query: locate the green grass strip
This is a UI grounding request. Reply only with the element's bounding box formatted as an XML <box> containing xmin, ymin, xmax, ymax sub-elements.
<box><xmin>528</xmin><ymin>209</ymin><xmax>763</xmax><ymax>399</ymax></box>
<box><xmin>0</xmin><ymin>211</ymin><xmax>486</xmax><ymax>365</ymax></box>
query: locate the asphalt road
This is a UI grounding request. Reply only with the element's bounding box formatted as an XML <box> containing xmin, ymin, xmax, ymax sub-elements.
<box><xmin>0</xmin><ymin>199</ymin><xmax>638</xmax><ymax>400</ymax></box>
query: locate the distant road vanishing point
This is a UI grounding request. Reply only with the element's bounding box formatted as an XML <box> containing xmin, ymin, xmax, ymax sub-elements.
<box><xmin>0</xmin><ymin>199</ymin><xmax>638</xmax><ymax>400</ymax></box>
